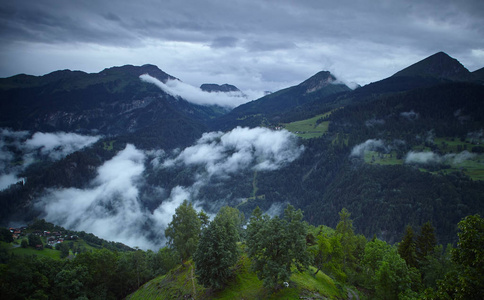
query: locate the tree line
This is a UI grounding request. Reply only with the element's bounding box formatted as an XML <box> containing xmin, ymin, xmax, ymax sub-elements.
<box><xmin>164</xmin><ymin>200</ymin><xmax>483</xmax><ymax>299</ymax></box>
<box><xmin>1</xmin><ymin>201</ymin><xmax>482</xmax><ymax>299</ymax></box>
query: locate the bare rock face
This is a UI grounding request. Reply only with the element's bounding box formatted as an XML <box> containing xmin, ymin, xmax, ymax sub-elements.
<box><xmin>298</xmin><ymin>71</ymin><xmax>340</xmax><ymax>94</ymax></box>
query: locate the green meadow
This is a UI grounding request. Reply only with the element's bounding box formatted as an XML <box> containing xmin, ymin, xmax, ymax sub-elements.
<box><xmin>127</xmin><ymin>254</ymin><xmax>346</xmax><ymax>300</ymax></box>
<box><xmin>282</xmin><ymin>113</ymin><xmax>331</xmax><ymax>139</ymax></box>
<box><xmin>363</xmin><ymin>137</ymin><xmax>484</xmax><ymax>180</ymax></box>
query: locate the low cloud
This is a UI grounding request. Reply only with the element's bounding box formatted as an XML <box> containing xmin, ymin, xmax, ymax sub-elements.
<box><xmin>400</xmin><ymin>110</ymin><xmax>419</xmax><ymax>120</ymax></box>
<box><xmin>0</xmin><ymin>174</ymin><xmax>24</xmax><ymax>191</ymax></box>
<box><xmin>35</xmin><ymin>127</ymin><xmax>303</xmax><ymax>250</ymax></box>
<box><xmin>162</xmin><ymin>126</ymin><xmax>305</xmax><ymax>177</ymax></box>
<box><xmin>140</xmin><ymin>74</ymin><xmax>262</xmax><ymax>108</ymax></box>
<box><xmin>25</xmin><ymin>132</ymin><xmax>101</xmax><ymax>160</ymax></box>
<box><xmin>0</xmin><ymin>129</ymin><xmax>101</xmax><ymax>191</ymax></box>
<box><xmin>37</xmin><ymin>144</ymin><xmax>157</xmax><ymax>249</ymax></box>
<box><xmin>365</xmin><ymin>118</ymin><xmax>385</xmax><ymax>127</ymax></box>
<box><xmin>425</xmin><ymin>130</ymin><xmax>436</xmax><ymax>143</ymax></box>
<box><xmin>404</xmin><ymin>150</ymin><xmax>476</xmax><ymax>165</ymax></box>
<box><xmin>265</xmin><ymin>202</ymin><xmax>286</xmax><ymax>218</ymax></box>
<box><xmin>467</xmin><ymin>129</ymin><xmax>483</xmax><ymax>143</ymax></box>
<box><xmin>350</xmin><ymin>139</ymin><xmax>387</xmax><ymax>157</ymax></box>
<box><xmin>404</xmin><ymin>151</ymin><xmax>440</xmax><ymax>164</ymax></box>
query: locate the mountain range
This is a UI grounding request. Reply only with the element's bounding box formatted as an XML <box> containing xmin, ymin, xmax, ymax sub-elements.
<box><xmin>1</xmin><ymin>51</ymin><xmax>483</xmax><ymax>248</ymax></box>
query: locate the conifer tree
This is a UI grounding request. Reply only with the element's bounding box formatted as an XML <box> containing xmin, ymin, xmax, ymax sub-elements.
<box><xmin>415</xmin><ymin>221</ymin><xmax>436</xmax><ymax>264</ymax></box>
<box><xmin>335</xmin><ymin>208</ymin><xmax>356</xmax><ymax>270</ymax></box>
<box><xmin>398</xmin><ymin>225</ymin><xmax>417</xmax><ymax>268</ymax></box>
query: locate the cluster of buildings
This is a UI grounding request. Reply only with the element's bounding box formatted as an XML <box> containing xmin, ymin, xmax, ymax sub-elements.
<box><xmin>9</xmin><ymin>227</ymin><xmax>76</xmax><ymax>246</ymax></box>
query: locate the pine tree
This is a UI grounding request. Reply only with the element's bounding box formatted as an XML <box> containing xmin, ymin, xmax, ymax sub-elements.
<box><xmin>398</xmin><ymin>225</ymin><xmax>417</xmax><ymax>268</ymax></box>
<box><xmin>415</xmin><ymin>221</ymin><xmax>436</xmax><ymax>264</ymax></box>
<box><xmin>335</xmin><ymin>208</ymin><xmax>356</xmax><ymax>271</ymax></box>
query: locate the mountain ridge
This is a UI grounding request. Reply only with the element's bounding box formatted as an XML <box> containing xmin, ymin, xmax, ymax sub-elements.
<box><xmin>1</xmin><ymin>51</ymin><xmax>484</xmax><ymax>251</ymax></box>
<box><xmin>211</xmin><ymin>70</ymin><xmax>351</xmax><ymax>130</ymax></box>
<box><xmin>392</xmin><ymin>51</ymin><xmax>472</xmax><ymax>81</ymax></box>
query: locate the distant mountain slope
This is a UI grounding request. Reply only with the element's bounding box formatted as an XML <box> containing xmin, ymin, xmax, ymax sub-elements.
<box><xmin>392</xmin><ymin>51</ymin><xmax>472</xmax><ymax>81</ymax></box>
<box><xmin>472</xmin><ymin>67</ymin><xmax>484</xmax><ymax>84</ymax></box>
<box><xmin>212</xmin><ymin>71</ymin><xmax>351</xmax><ymax>130</ymax></box>
<box><xmin>277</xmin><ymin>52</ymin><xmax>483</xmax><ymax>124</ymax></box>
<box><xmin>200</xmin><ymin>83</ymin><xmax>241</xmax><ymax>93</ymax></box>
<box><xmin>0</xmin><ymin>65</ymin><xmax>223</xmax><ymax>149</ymax></box>
<box><xmin>1</xmin><ymin>51</ymin><xmax>484</xmax><ymax>249</ymax></box>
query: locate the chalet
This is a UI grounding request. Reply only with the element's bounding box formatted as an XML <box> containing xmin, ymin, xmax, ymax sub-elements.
<box><xmin>9</xmin><ymin>227</ymin><xmax>24</xmax><ymax>240</ymax></box>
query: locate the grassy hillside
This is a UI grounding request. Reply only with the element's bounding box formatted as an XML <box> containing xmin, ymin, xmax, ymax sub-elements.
<box><xmin>2</xmin><ymin>241</ymin><xmax>61</xmax><ymax>260</ymax></box>
<box><xmin>282</xmin><ymin>113</ymin><xmax>330</xmax><ymax>139</ymax></box>
<box><xmin>128</xmin><ymin>254</ymin><xmax>347</xmax><ymax>300</ymax></box>
<box><xmin>363</xmin><ymin>137</ymin><xmax>484</xmax><ymax>181</ymax></box>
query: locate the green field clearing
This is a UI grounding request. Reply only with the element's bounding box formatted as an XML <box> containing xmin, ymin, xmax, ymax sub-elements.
<box><xmin>282</xmin><ymin>113</ymin><xmax>331</xmax><ymax>139</ymax></box>
<box><xmin>362</xmin><ymin>137</ymin><xmax>484</xmax><ymax>180</ymax></box>
<box><xmin>7</xmin><ymin>243</ymin><xmax>61</xmax><ymax>260</ymax></box>
<box><xmin>364</xmin><ymin>151</ymin><xmax>401</xmax><ymax>166</ymax></box>
<box><xmin>434</xmin><ymin>137</ymin><xmax>477</xmax><ymax>153</ymax></box>
<box><xmin>103</xmin><ymin>140</ymin><xmax>115</xmax><ymax>151</ymax></box>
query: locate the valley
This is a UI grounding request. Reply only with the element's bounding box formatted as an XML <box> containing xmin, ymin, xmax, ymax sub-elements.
<box><xmin>0</xmin><ymin>51</ymin><xmax>483</xmax><ymax>299</ymax></box>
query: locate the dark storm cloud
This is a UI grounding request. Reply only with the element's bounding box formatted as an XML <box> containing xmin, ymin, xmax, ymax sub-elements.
<box><xmin>1</xmin><ymin>0</ymin><xmax>483</xmax><ymax>92</ymax></box>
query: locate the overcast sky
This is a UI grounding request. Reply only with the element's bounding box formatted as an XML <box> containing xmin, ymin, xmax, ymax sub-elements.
<box><xmin>1</xmin><ymin>0</ymin><xmax>483</xmax><ymax>93</ymax></box>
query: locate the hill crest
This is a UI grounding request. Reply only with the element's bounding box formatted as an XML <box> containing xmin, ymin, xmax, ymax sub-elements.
<box><xmin>392</xmin><ymin>51</ymin><xmax>471</xmax><ymax>81</ymax></box>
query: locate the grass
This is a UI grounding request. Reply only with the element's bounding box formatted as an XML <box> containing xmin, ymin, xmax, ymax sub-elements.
<box><xmin>291</xmin><ymin>266</ymin><xmax>344</xmax><ymax>299</ymax></box>
<box><xmin>252</xmin><ymin>171</ymin><xmax>258</xmax><ymax>198</ymax></box>
<box><xmin>433</xmin><ymin>137</ymin><xmax>475</xmax><ymax>153</ymax></box>
<box><xmin>127</xmin><ymin>261</ymin><xmax>206</xmax><ymax>300</ymax></box>
<box><xmin>4</xmin><ymin>237</ymin><xmax>102</xmax><ymax>261</ymax></box>
<box><xmin>282</xmin><ymin>114</ymin><xmax>330</xmax><ymax>139</ymax></box>
<box><xmin>7</xmin><ymin>241</ymin><xmax>61</xmax><ymax>260</ymax></box>
<box><xmin>128</xmin><ymin>253</ymin><xmax>346</xmax><ymax>300</ymax></box>
<box><xmin>103</xmin><ymin>140</ymin><xmax>115</xmax><ymax>151</ymax></box>
<box><xmin>364</xmin><ymin>151</ymin><xmax>401</xmax><ymax>166</ymax></box>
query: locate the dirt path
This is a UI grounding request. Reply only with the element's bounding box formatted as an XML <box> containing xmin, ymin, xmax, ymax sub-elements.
<box><xmin>347</xmin><ymin>288</ymin><xmax>359</xmax><ymax>300</ymax></box>
<box><xmin>190</xmin><ymin>264</ymin><xmax>196</xmax><ymax>299</ymax></box>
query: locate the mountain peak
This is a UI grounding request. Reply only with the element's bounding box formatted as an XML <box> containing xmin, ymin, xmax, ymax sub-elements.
<box><xmin>392</xmin><ymin>51</ymin><xmax>471</xmax><ymax>81</ymax></box>
<box><xmin>298</xmin><ymin>71</ymin><xmax>344</xmax><ymax>94</ymax></box>
<box><xmin>100</xmin><ymin>64</ymin><xmax>177</xmax><ymax>82</ymax></box>
<box><xmin>200</xmin><ymin>83</ymin><xmax>241</xmax><ymax>93</ymax></box>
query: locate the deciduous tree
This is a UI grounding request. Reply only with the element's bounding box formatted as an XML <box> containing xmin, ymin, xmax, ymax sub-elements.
<box><xmin>246</xmin><ymin>205</ymin><xmax>310</xmax><ymax>289</ymax></box>
<box><xmin>194</xmin><ymin>206</ymin><xmax>240</xmax><ymax>289</ymax></box>
<box><xmin>164</xmin><ymin>200</ymin><xmax>201</xmax><ymax>262</ymax></box>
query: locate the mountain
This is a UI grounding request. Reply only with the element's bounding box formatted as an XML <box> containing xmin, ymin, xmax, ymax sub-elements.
<box><xmin>1</xmin><ymin>51</ymin><xmax>483</xmax><ymax>249</ymax></box>
<box><xmin>0</xmin><ymin>64</ymin><xmax>224</xmax><ymax>149</ymax></box>
<box><xmin>212</xmin><ymin>70</ymin><xmax>351</xmax><ymax>130</ymax></box>
<box><xmin>472</xmin><ymin>67</ymin><xmax>484</xmax><ymax>83</ymax></box>
<box><xmin>392</xmin><ymin>51</ymin><xmax>472</xmax><ymax>81</ymax></box>
<box><xmin>200</xmin><ymin>83</ymin><xmax>241</xmax><ymax>93</ymax></box>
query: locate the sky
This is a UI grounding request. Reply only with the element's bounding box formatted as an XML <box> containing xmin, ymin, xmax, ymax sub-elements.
<box><xmin>1</xmin><ymin>0</ymin><xmax>484</xmax><ymax>94</ymax></box>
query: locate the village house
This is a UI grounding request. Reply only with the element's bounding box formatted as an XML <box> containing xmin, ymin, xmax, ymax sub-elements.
<box><xmin>9</xmin><ymin>227</ymin><xmax>25</xmax><ymax>240</ymax></box>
